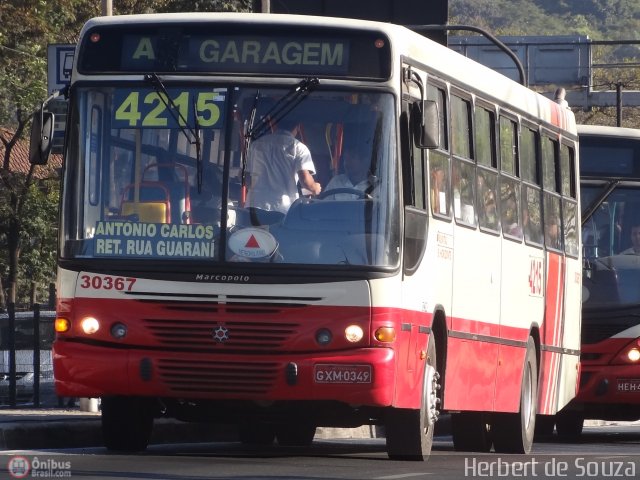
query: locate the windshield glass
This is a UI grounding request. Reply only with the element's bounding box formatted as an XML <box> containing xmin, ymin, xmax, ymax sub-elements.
<box><xmin>582</xmin><ymin>183</ymin><xmax>640</xmax><ymax>307</ymax></box>
<box><xmin>61</xmin><ymin>85</ymin><xmax>399</xmax><ymax>268</ymax></box>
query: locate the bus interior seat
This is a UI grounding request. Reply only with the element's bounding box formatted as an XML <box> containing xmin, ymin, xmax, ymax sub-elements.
<box><xmin>142</xmin><ymin>163</ymin><xmax>191</xmax><ymax>224</ymax></box>
<box><xmin>120</xmin><ymin>182</ymin><xmax>171</xmax><ymax>223</ymax></box>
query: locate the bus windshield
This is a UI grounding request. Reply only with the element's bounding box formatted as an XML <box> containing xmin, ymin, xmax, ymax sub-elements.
<box><xmin>61</xmin><ymin>84</ymin><xmax>399</xmax><ymax>267</ymax></box>
<box><xmin>582</xmin><ymin>149</ymin><xmax>640</xmax><ymax>308</ymax></box>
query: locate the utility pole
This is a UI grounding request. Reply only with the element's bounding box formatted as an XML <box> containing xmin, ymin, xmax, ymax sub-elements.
<box><xmin>617</xmin><ymin>83</ymin><xmax>623</xmax><ymax>127</ymax></box>
<box><xmin>102</xmin><ymin>0</ymin><xmax>112</xmax><ymax>16</ymax></box>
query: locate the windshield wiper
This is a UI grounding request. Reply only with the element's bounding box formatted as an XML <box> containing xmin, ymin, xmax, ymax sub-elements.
<box><xmin>144</xmin><ymin>73</ymin><xmax>203</xmax><ymax>192</ymax></box>
<box><xmin>246</xmin><ymin>77</ymin><xmax>319</xmax><ymax>141</ymax></box>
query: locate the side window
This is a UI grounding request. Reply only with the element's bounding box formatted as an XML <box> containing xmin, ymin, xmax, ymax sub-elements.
<box><xmin>499</xmin><ymin>116</ymin><xmax>518</xmax><ymax>176</ymax></box>
<box><xmin>561</xmin><ymin>144</ymin><xmax>579</xmax><ymax>256</ymax></box>
<box><xmin>475</xmin><ymin>106</ymin><xmax>496</xmax><ymax>168</ymax></box>
<box><xmin>453</xmin><ymin>158</ymin><xmax>476</xmax><ymax>226</ymax></box>
<box><xmin>427</xmin><ymin>84</ymin><xmax>448</xmax><ymax>151</ymax></box>
<box><xmin>430</xmin><ymin>152</ymin><xmax>450</xmax><ymax>217</ymax></box>
<box><xmin>501</xmin><ymin>176</ymin><xmax>522</xmax><ymax>239</ymax></box>
<box><xmin>542</xmin><ymin>135</ymin><xmax>562</xmax><ymax>250</ymax></box>
<box><xmin>520</xmin><ymin>126</ymin><xmax>538</xmax><ymax>184</ymax></box>
<box><xmin>412</xmin><ymin>132</ymin><xmax>426</xmax><ymax>209</ymax></box>
<box><xmin>451</xmin><ymin>95</ymin><xmax>471</xmax><ymax>159</ymax></box>
<box><xmin>523</xmin><ymin>184</ymin><xmax>543</xmax><ymax>244</ymax></box>
<box><xmin>428</xmin><ymin>84</ymin><xmax>450</xmax><ymax>218</ymax></box>
<box><xmin>477</xmin><ymin>168</ymin><xmax>499</xmax><ymax>231</ymax></box>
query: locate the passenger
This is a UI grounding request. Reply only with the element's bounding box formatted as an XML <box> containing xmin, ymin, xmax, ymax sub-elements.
<box><xmin>245</xmin><ymin>117</ymin><xmax>321</xmax><ymax>213</ymax></box>
<box><xmin>545</xmin><ymin>214</ymin><xmax>562</xmax><ymax>249</ymax></box>
<box><xmin>324</xmin><ymin>146</ymin><xmax>377</xmax><ymax>199</ymax></box>
<box><xmin>621</xmin><ymin>224</ymin><xmax>640</xmax><ymax>254</ymax></box>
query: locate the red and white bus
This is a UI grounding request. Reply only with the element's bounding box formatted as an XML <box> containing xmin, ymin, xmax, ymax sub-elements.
<box><xmin>30</xmin><ymin>12</ymin><xmax>581</xmax><ymax>459</ymax></box>
<box><xmin>552</xmin><ymin>124</ymin><xmax>640</xmax><ymax>437</ymax></box>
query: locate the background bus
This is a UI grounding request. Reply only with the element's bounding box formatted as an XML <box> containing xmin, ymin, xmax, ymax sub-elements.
<box><xmin>31</xmin><ymin>12</ymin><xmax>581</xmax><ymax>459</ymax></box>
<box><xmin>555</xmin><ymin>124</ymin><xmax>640</xmax><ymax>437</ymax></box>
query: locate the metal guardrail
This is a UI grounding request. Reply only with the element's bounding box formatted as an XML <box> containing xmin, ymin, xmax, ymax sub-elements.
<box><xmin>0</xmin><ymin>305</ymin><xmax>56</xmax><ymax>407</ymax></box>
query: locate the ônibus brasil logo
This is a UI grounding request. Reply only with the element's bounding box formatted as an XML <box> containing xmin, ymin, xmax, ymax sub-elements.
<box><xmin>7</xmin><ymin>456</ymin><xmax>30</xmax><ymax>478</ymax></box>
<box><xmin>7</xmin><ymin>456</ymin><xmax>71</xmax><ymax>478</ymax></box>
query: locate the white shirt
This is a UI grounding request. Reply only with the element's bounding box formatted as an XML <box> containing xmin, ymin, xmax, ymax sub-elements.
<box><xmin>324</xmin><ymin>173</ymin><xmax>377</xmax><ymax>200</ymax></box>
<box><xmin>246</xmin><ymin>130</ymin><xmax>316</xmax><ymax>212</ymax></box>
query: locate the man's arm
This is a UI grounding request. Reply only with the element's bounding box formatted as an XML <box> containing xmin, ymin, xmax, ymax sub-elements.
<box><xmin>299</xmin><ymin>169</ymin><xmax>321</xmax><ymax>195</ymax></box>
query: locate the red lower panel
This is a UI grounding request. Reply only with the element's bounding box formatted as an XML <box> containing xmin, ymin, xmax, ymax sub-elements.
<box><xmin>53</xmin><ymin>340</ymin><xmax>398</xmax><ymax>406</ymax></box>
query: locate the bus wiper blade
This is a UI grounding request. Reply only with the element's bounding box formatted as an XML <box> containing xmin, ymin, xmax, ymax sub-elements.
<box><xmin>247</xmin><ymin>77</ymin><xmax>319</xmax><ymax>141</ymax></box>
<box><xmin>144</xmin><ymin>73</ymin><xmax>203</xmax><ymax>180</ymax></box>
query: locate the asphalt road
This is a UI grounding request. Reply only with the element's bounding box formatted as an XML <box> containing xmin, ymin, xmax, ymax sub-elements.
<box><xmin>2</xmin><ymin>424</ymin><xmax>639</xmax><ymax>480</ymax></box>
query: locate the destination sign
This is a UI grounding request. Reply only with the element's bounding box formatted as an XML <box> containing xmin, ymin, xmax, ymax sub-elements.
<box><xmin>77</xmin><ymin>24</ymin><xmax>391</xmax><ymax>79</ymax></box>
<box><xmin>123</xmin><ymin>35</ymin><xmax>349</xmax><ymax>75</ymax></box>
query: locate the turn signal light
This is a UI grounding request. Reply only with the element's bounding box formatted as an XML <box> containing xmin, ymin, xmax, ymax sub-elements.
<box><xmin>374</xmin><ymin>326</ymin><xmax>396</xmax><ymax>343</ymax></box>
<box><xmin>54</xmin><ymin>318</ymin><xmax>70</xmax><ymax>333</ymax></box>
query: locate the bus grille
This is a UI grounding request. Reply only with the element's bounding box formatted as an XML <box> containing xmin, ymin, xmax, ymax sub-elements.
<box><xmin>144</xmin><ymin>317</ymin><xmax>300</xmax><ymax>350</ymax></box>
<box><xmin>156</xmin><ymin>358</ymin><xmax>279</xmax><ymax>395</ymax></box>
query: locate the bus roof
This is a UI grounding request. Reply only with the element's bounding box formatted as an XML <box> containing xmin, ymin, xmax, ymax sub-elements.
<box><xmin>77</xmin><ymin>12</ymin><xmax>575</xmax><ymax>133</ymax></box>
<box><xmin>577</xmin><ymin>124</ymin><xmax>640</xmax><ymax>139</ymax></box>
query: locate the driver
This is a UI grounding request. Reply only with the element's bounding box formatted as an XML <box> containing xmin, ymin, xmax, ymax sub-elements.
<box><xmin>324</xmin><ymin>146</ymin><xmax>377</xmax><ymax>200</ymax></box>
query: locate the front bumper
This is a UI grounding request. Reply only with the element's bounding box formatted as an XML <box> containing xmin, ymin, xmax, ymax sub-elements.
<box><xmin>53</xmin><ymin>340</ymin><xmax>397</xmax><ymax>407</ymax></box>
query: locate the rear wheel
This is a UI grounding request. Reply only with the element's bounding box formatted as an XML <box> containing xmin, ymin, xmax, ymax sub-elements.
<box><xmin>492</xmin><ymin>337</ymin><xmax>537</xmax><ymax>453</ymax></box>
<box><xmin>385</xmin><ymin>334</ymin><xmax>440</xmax><ymax>460</ymax></box>
<box><xmin>452</xmin><ymin>412</ymin><xmax>492</xmax><ymax>452</ymax></box>
<box><xmin>101</xmin><ymin>396</ymin><xmax>154</xmax><ymax>452</ymax></box>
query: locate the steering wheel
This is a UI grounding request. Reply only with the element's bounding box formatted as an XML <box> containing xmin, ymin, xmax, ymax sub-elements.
<box><xmin>317</xmin><ymin>187</ymin><xmax>370</xmax><ymax>200</ymax></box>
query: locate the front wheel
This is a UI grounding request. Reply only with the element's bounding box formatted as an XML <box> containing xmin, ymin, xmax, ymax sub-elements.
<box><xmin>385</xmin><ymin>334</ymin><xmax>440</xmax><ymax>460</ymax></box>
<box><xmin>492</xmin><ymin>337</ymin><xmax>538</xmax><ymax>453</ymax></box>
<box><xmin>275</xmin><ymin>423</ymin><xmax>316</xmax><ymax>446</ymax></box>
<box><xmin>101</xmin><ymin>396</ymin><xmax>154</xmax><ymax>452</ymax></box>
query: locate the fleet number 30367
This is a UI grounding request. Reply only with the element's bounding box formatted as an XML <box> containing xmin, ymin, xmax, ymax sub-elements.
<box><xmin>79</xmin><ymin>275</ymin><xmax>137</xmax><ymax>291</ymax></box>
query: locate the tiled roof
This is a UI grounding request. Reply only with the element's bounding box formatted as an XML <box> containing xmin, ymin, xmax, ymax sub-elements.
<box><xmin>0</xmin><ymin>128</ymin><xmax>62</xmax><ymax>179</ymax></box>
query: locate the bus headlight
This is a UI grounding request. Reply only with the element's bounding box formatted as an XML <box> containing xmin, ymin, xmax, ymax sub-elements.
<box><xmin>345</xmin><ymin>325</ymin><xmax>364</xmax><ymax>343</ymax></box>
<box><xmin>80</xmin><ymin>316</ymin><xmax>100</xmax><ymax>335</ymax></box>
<box><xmin>628</xmin><ymin>348</ymin><xmax>640</xmax><ymax>362</ymax></box>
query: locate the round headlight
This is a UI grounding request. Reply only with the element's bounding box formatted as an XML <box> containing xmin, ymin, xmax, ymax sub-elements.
<box><xmin>628</xmin><ymin>348</ymin><xmax>640</xmax><ymax>362</ymax></box>
<box><xmin>80</xmin><ymin>316</ymin><xmax>100</xmax><ymax>335</ymax></box>
<box><xmin>345</xmin><ymin>325</ymin><xmax>364</xmax><ymax>343</ymax></box>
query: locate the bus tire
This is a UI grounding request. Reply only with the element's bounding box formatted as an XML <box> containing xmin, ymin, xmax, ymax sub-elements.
<box><xmin>452</xmin><ymin>412</ymin><xmax>492</xmax><ymax>452</ymax></box>
<box><xmin>238</xmin><ymin>422</ymin><xmax>276</xmax><ymax>445</ymax></box>
<box><xmin>101</xmin><ymin>396</ymin><xmax>154</xmax><ymax>452</ymax></box>
<box><xmin>534</xmin><ymin>414</ymin><xmax>556</xmax><ymax>440</ymax></box>
<box><xmin>275</xmin><ymin>423</ymin><xmax>316</xmax><ymax>447</ymax></box>
<box><xmin>555</xmin><ymin>410</ymin><xmax>584</xmax><ymax>440</ymax></box>
<box><xmin>385</xmin><ymin>333</ymin><xmax>440</xmax><ymax>461</ymax></box>
<box><xmin>492</xmin><ymin>337</ymin><xmax>537</xmax><ymax>454</ymax></box>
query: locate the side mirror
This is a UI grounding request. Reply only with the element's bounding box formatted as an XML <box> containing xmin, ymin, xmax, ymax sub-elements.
<box><xmin>29</xmin><ymin>108</ymin><xmax>54</xmax><ymax>165</ymax></box>
<box><xmin>412</xmin><ymin>100</ymin><xmax>440</xmax><ymax>149</ymax></box>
